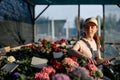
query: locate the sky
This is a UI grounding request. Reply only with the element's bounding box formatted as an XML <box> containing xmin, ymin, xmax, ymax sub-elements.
<box><xmin>35</xmin><ymin>5</ymin><xmax>103</xmax><ymax>27</ymax></box>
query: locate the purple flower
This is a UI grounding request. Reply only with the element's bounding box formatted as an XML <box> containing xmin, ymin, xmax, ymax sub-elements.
<box><xmin>70</xmin><ymin>67</ymin><xmax>94</xmax><ymax>80</ymax></box>
<box><xmin>52</xmin><ymin>73</ymin><xmax>71</xmax><ymax>80</ymax></box>
<box><xmin>12</xmin><ymin>72</ymin><xmax>20</xmax><ymax>79</ymax></box>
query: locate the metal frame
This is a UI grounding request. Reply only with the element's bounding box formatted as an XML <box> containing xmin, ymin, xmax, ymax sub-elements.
<box><xmin>26</xmin><ymin>0</ymin><xmax>120</xmax><ymax>5</ymax></box>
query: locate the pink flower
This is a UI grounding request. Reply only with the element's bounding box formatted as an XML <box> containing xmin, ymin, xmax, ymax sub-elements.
<box><xmin>34</xmin><ymin>72</ymin><xmax>50</xmax><ymax>80</ymax></box>
<box><xmin>34</xmin><ymin>66</ymin><xmax>56</xmax><ymax>80</ymax></box>
<box><xmin>62</xmin><ymin>57</ymin><xmax>79</xmax><ymax>72</ymax></box>
<box><xmin>63</xmin><ymin>57</ymin><xmax>79</xmax><ymax>67</ymax></box>
<box><xmin>62</xmin><ymin>57</ymin><xmax>79</xmax><ymax>67</ymax></box>
<box><xmin>85</xmin><ymin>63</ymin><xmax>97</xmax><ymax>72</ymax></box>
<box><xmin>41</xmin><ymin>66</ymin><xmax>56</xmax><ymax>75</ymax></box>
<box><xmin>55</xmin><ymin>39</ymin><xmax>67</xmax><ymax>44</ymax></box>
<box><xmin>85</xmin><ymin>63</ymin><xmax>98</xmax><ymax>76</ymax></box>
<box><xmin>61</xmin><ymin>49</ymin><xmax>67</xmax><ymax>54</ymax></box>
<box><xmin>62</xmin><ymin>57</ymin><xmax>79</xmax><ymax>73</ymax></box>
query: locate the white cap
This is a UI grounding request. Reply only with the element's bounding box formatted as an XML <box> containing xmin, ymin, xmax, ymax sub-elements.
<box><xmin>84</xmin><ymin>17</ymin><xmax>98</xmax><ymax>26</ymax></box>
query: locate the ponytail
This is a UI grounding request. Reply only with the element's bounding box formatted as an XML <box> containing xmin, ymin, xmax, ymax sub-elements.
<box><xmin>93</xmin><ymin>34</ymin><xmax>101</xmax><ymax>49</ymax></box>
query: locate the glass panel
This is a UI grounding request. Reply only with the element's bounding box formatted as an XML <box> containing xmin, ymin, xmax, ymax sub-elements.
<box><xmin>105</xmin><ymin>5</ymin><xmax>120</xmax><ymax>43</ymax></box>
<box><xmin>35</xmin><ymin>5</ymin><xmax>102</xmax><ymax>41</ymax></box>
<box><xmin>104</xmin><ymin>5</ymin><xmax>120</xmax><ymax>60</ymax></box>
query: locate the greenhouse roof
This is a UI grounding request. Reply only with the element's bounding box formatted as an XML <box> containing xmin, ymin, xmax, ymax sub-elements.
<box><xmin>26</xmin><ymin>0</ymin><xmax>120</xmax><ymax>5</ymax></box>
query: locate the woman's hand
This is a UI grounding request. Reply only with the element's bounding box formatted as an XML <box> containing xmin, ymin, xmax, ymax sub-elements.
<box><xmin>85</xmin><ymin>57</ymin><xmax>97</xmax><ymax>65</ymax></box>
<box><xmin>103</xmin><ymin>60</ymin><xmax>110</xmax><ymax>65</ymax></box>
<box><xmin>96</xmin><ymin>58</ymin><xmax>110</xmax><ymax>66</ymax></box>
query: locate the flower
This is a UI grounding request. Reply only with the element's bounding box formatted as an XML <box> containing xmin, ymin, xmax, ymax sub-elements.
<box><xmin>85</xmin><ymin>63</ymin><xmax>103</xmax><ymax>78</ymax></box>
<box><xmin>34</xmin><ymin>72</ymin><xmax>50</xmax><ymax>80</ymax></box>
<box><xmin>55</xmin><ymin>39</ymin><xmax>67</xmax><ymax>44</ymax></box>
<box><xmin>7</xmin><ymin>56</ymin><xmax>16</xmax><ymax>62</ymax></box>
<box><xmin>62</xmin><ymin>57</ymin><xmax>79</xmax><ymax>72</ymax></box>
<box><xmin>55</xmin><ymin>39</ymin><xmax>68</xmax><ymax>48</ymax></box>
<box><xmin>34</xmin><ymin>66</ymin><xmax>56</xmax><ymax>80</ymax></box>
<box><xmin>52</xmin><ymin>43</ymin><xmax>61</xmax><ymax>52</ymax></box>
<box><xmin>38</xmin><ymin>38</ymin><xmax>52</xmax><ymax>54</ymax></box>
<box><xmin>0</xmin><ymin>38</ymin><xmax>105</xmax><ymax>80</ymax></box>
<box><xmin>52</xmin><ymin>73</ymin><xmax>71</xmax><ymax>80</ymax></box>
<box><xmin>85</xmin><ymin>63</ymin><xmax>98</xmax><ymax>75</ymax></box>
<box><xmin>69</xmin><ymin>67</ymin><xmax>94</xmax><ymax>80</ymax></box>
<box><xmin>61</xmin><ymin>49</ymin><xmax>67</xmax><ymax>54</ymax></box>
<box><xmin>49</xmin><ymin>59</ymin><xmax>64</xmax><ymax>70</ymax></box>
<box><xmin>41</xmin><ymin>66</ymin><xmax>56</xmax><ymax>75</ymax></box>
<box><xmin>69</xmin><ymin>56</ymin><xmax>77</xmax><ymax>61</ymax></box>
<box><xmin>12</xmin><ymin>72</ymin><xmax>20</xmax><ymax>79</ymax></box>
<box><xmin>62</xmin><ymin>57</ymin><xmax>79</xmax><ymax>67</ymax></box>
<box><xmin>61</xmin><ymin>42</ymin><xmax>66</xmax><ymax>47</ymax></box>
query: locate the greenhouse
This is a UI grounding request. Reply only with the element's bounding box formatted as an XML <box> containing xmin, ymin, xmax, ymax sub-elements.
<box><xmin>0</xmin><ymin>0</ymin><xmax>120</xmax><ymax>80</ymax></box>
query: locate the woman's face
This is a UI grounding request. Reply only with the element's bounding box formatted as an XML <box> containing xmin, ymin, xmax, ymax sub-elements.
<box><xmin>84</xmin><ymin>22</ymin><xmax>98</xmax><ymax>37</ymax></box>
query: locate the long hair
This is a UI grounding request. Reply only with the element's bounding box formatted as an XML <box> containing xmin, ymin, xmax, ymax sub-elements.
<box><xmin>93</xmin><ymin>33</ymin><xmax>101</xmax><ymax>49</ymax></box>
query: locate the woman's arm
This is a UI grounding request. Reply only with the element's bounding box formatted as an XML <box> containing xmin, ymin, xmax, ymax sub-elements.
<box><xmin>68</xmin><ymin>41</ymin><xmax>87</xmax><ymax>60</ymax></box>
<box><xmin>68</xmin><ymin>48</ymin><xmax>87</xmax><ymax>60</ymax></box>
<box><xmin>68</xmin><ymin>49</ymin><xmax>97</xmax><ymax>64</ymax></box>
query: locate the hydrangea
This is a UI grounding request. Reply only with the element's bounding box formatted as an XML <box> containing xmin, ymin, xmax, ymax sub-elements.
<box><xmin>34</xmin><ymin>72</ymin><xmax>50</xmax><ymax>80</ymax></box>
<box><xmin>34</xmin><ymin>66</ymin><xmax>56</xmax><ymax>80</ymax></box>
<box><xmin>62</xmin><ymin>57</ymin><xmax>79</xmax><ymax>67</ymax></box>
<box><xmin>52</xmin><ymin>73</ymin><xmax>71</xmax><ymax>80</ymax></box>
<box><xmin>85</xmin><ymin>63</ymin><xmax>103</xmax><ymax>78</ymax></box>
<box><xmin>12</xmin><ymin>72</ymin><xmax>20</xmax><ymax>79</ymax></box>
<box><xmin>70</xmin><ymin>67</ymin><xmax>94</xmax><ymax>80</ymax></box>
<box><xmin>62</xmin><ymin>57</ymin><xmax>79</xmax><ymax>72</ymax></box>
<box><xmin>41</xmin><ymin>66</ymin><xmax>56</xmax><ymax>75</ymax></box>
<box><xmin>85</xmin><ymin>63</ymin><xmax>98</xmax><ymax>75</ymax></box>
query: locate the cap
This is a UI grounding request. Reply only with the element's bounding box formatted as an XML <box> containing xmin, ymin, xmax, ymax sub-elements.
<box><xmin>84</xmin><ymin>17</ymin><xmax>98</xmax><ymax>26</ymax></box>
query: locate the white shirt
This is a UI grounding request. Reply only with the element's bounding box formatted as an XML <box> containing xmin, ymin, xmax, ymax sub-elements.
<box><xmin>72</xmin><ymin>38</ymin><xmax>97</xmax><ymax>58</ymax></box>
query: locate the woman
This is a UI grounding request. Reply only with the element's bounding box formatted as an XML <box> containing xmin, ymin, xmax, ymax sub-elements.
<box><xmin>69</xmin><ymin>17</ymin><xmax>110</xmax><ymax>65</ymax></box>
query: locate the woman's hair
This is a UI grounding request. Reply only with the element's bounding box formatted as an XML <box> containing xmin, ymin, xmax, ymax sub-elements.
<box><xmin>93</xmin><ymin>33</ymin><xmax>101</xmax><ymax>49</ymax></box>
